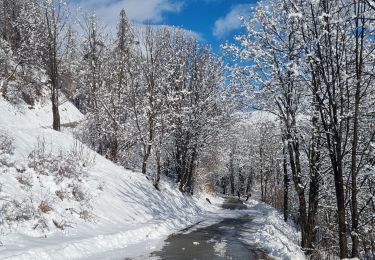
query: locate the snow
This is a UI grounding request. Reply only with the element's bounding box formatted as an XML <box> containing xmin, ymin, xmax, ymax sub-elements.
<box><xmin>212</xmin><ymin>239</ymin><xmax>227</xmax><ymax>257</ymax></box>
<box><xmin>242</xmin><ymin>200</ymin><xmax>305</xmax><ymax>260</ymax></box>
<box><xmin>288</xmin><ymin>13</ymin><xmax>303</xmax><ymax>19</ymax></box>
<box><xmin>0</xmin><ymin>97</ymin><xmax>305</xmax><ymax>259</ymax></box>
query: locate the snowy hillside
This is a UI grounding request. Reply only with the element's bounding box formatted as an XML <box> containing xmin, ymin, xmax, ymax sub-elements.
<box><xmin>0</xmin><ymin>97</ymin><xmax>221</xmax><ymax>259</ymax></box>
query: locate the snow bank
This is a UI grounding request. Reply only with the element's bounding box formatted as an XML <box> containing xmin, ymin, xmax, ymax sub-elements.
<box><xmin>242</xmin><ymin>199</ymin><xmax>305</xmax><ymax>260</ymax></box>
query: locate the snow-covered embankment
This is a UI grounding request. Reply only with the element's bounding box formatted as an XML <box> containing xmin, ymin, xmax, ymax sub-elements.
<box><xmin>0</xmin><ymin>97</ymin><xmax>220</xmax><ymax>259</ymax></box>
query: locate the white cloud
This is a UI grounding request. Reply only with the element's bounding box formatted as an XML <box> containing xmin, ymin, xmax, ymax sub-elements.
<box><xmin>76</xmin><ymin>0</ymin><xmax>183</xmax><ymax>26</ymax></box>
<box><xmin>213</xmin><ymin>4</ymin><xmax>253</xmax><ymax>39</ymax></box>
<box><xmin>71</xmin><ymin>0</ymin><xmax>203</xmax><ymax>45</ymax></box>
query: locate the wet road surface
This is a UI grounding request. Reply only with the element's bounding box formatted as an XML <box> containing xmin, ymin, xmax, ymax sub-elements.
<box><xmin>150</xmin><ymin>198</ymin><xmax>270</xmax><ymax>260</ymax></box>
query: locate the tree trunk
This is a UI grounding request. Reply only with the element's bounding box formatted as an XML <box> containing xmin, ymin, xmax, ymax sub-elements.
<box><xmin>178</xmin><ymin>146</ymin><xmax>189</xmax><ymax>192</ymax></box>
<box><xmin>47</xmin><ymin>2</ymin><xmax>60</xmax><ymax>132</ymax></box>
<box><xmin>154</xmin><ymin>149</ymin><xmax>161</xmax><ymax>190</ymax></box>
<box><xmin>179</xmin><ymin>147</ymin><xmax>198</xmax><ymax>193</ymax></box>
<box><xmin>229</xmin><ymin>149</ymin><xmax>235</xmax><ymax>195</ymax></box>
<box><xmin>351</xmin><ymin>2</ymin><xmax>364</xmax><ymax>256</ymax></box>
<box><xmin>287</xmin><ymin>132</ymin><xmax>308</xmax><ymax>249</ymax></box>
<box><xmin>142</xmin><ymin>143</ymin><xmax>152</xmax><ymax>175</ymax></box>
<box><xmin>52</xmin><ymin>89</ymin><xmax>60</xmax><ymax>131</ymax></box>
<box><xmin>283</xmin><ymin>143</ymin><xmax>289</xmax><ymax>222</ymax></box>
<box><xmin>334</xmin><ymin>162</ymin><xmax>348</xmax><ymax>259</ymax></box>
<box><xmin>221</xmin><ymin>177</ymin><xmax>226</xmax><ymax>195</ymax></box>
<box><xmin>110</xmin><ymin>128</ymin><xmax>118</xmax><ymax>163</ymax></box>
<box><xmin>246</xmin><ymin>168</ymin><xmax>253</xmax><ymax>197</ymax></box>
<box><xmin>185</xmin><ymin>146</ymin><xmax>198</xmax><ymax>194</ymax></box>
<box><xmin>175</xmin><ymin>145</ymin><xmax>182</xmax><ymax>183</ymax></box>
<box><xmin>350</xmin><ymin>103</ymin><xmax>360</xmax><ymax>259</ymax></box>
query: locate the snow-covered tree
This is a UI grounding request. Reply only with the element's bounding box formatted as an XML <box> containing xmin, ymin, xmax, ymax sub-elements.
<box><xmin>225</xmin><ymin>0</ymin><xmax>375</xmax><ymax>258</ymax></box>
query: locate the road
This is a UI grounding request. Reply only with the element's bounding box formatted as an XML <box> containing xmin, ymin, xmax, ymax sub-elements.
<box><xmin>150</xmin><ymin>198</ymin><xmax>271</xmax><ymax>260</ymax></box>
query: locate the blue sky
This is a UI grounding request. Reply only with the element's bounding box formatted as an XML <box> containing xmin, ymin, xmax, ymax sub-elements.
<box><xmin>71</xmin><ymin>0</ymin><xmax>258</xmax><ymax>51</ymax></box>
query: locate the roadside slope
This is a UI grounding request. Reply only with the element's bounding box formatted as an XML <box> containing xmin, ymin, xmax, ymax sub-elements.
<box><xmin>0</xmin><ymin>97</ymin><xmax>219</xmax><ymax>260</ymax></box>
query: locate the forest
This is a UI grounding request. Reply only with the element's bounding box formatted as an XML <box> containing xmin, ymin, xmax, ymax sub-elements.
<box><xmin>1</xmin><ymin>0</ymin><xmax>375</xmax><ymax>259</ymax></box>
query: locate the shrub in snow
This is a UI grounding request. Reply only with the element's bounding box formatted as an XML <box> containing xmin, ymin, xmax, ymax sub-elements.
<box><xmin>0</xmin><ymin>137</ymin><xmax>96</xmax><ymax>234</ymax></box>
<box><xmin>33</xmin><ymin>217</ymin><xmax>49</xmax><ymax>232</ymax></box>
<box><xmin>38</xmin><ymin>200</ymin><xmax>52</xmax><ymax>213</ymax></box>
<box><xmin>0</xmin><ymin>133</ymin><xmax>30</xmax><ymax>232</ymax></box>
<box><xmin>1</xmin><ymin>199</ymin><xmax>34</xmax><ymax>223</ymax></box>
<box><xmin>70</xmin><ymin>138</ymin><xmax>96</xmax><ymax>168</ymax></box>
<box><xmin>15</xmin><ymin>173</ymin><xmax>33</xmax><ymax>187</ymax></box>
<box><xmin>0</xmin><ymin>133</ymin><xmax>14</xmax><ymax>167</ymax></box>
<box><xmin>28</xmin><ymin>139</ymin><xmax>87</xmax><ymax>181</ymax></box>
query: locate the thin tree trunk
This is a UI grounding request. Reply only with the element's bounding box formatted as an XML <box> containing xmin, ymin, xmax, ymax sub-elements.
<box><xmin>154</xmin><ymin>149</ymin><xmax>161</xmax><ymax>190</ymax></box>
<box><xmin>110</xmin><ymin>134</ymin><xmax>118</xmax><ymax>163</ymax></box>
<box><xmin>142</xmin><ymin>143</ymin><xmax>152</xmax><ymax>175</ymax></box>
<box><xmin>229</xmin><ymin>149</ymin><xmax>235</xmax><ymax>195</ymax></box>
<box><xmin>351</xmin><ymin>2</ymin><xmax>365</xmax><ymax>256</ymax></box>
<box><xmin>178</xmin><ymin>146</ymin><xmax>188</xmax><ymax>192</ymax></box>
<box><xmin>175</xmin><ymin>145</ymin><xmax>182</xmax><ymax>183</ymax></box>
<box><xmin>335</xmin><ymin>161</ymin><xmax>348</xmax><ymax>258</ymax></box>
<box><xmin>185</xmin><ymin>146</ymin><xmax>198</xmax><ymax>194</ymax></box>
<box><xmin>282</xmin><ymin>140</ymin><xmax>289</xmax><ymax>222</ymax></box>
<box><xmin>52</xmin><ymin>88</ymin><xmax>60</xmax><ymax>131</ymax></box>
<box><xmin>142</xmin><ymin>124</ymin><xmax>154</xmax><ymax>175</ymax></box>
